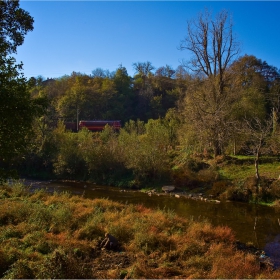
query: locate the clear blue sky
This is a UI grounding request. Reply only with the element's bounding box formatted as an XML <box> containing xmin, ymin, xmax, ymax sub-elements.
<box><xmin>16</xmin><ymin>1</ymin><xmax>280</xmax><ymax>79</ymax></box>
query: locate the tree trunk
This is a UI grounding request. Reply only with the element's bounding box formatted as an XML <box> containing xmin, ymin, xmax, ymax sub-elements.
<box><xmin>76</xmin><ymin>106</ymin><xmax>80</xmax><ymax>132</ymax></box>
<box><xmin>255</xmin><ymin>156</ymin><xmax>260</xmax><ymax>181</ymax></box>
<box><xmin>213</xmin><ymin>140</ymin><xmax>222</xmax><ymax>157</ymax></box>
<box><xmin>255</xmin><ymin>147</ymin><xmax>260</xmax><ymax>197</ymax></box>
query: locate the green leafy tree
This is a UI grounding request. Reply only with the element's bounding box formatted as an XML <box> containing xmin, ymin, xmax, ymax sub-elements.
<box><xmin>0</xmin><ymin>60</ymin><xmax>35</xmax><ymax>173</ymax></box>
<box><xmin>228</xmin><ymin>55</ymin><xmax>277</xmax><ymax>154</ymax></box>
<box><xmin>17</xmin><ymin>78</ymin><xmax>52</xmax><ymax>178</ymax></box>
<box><xmin>118</xmin><ymin>119</ymin><xmax>173</xmax><ymax>185</ymax></box>
<box><xmin>132</xmin><ymin>61</ymin><xmax>155</xmax><ymax>121</ymax></box>
<box><xmin>0</xmin><ymin>0</ymin><xmax>36</xmax><ymax>179</ymax></box>
<box><xmin>96</xmin><ymin>77</ymin><xmax>117</xmax><ymax>119</ymax></box>
<box><xmin>112</xmin><ymin>65</ymin><xmax>135</xmax><ymax>122</ymax></box>
<box><xmin>151</xmin><ymin>65</ymin><xmax>178</xmax><ymax>118</ymax></box>
<box><xmin>57</xmin><ymin>75</ymin><xmax>88</xmax><ymax>130</ymax></box>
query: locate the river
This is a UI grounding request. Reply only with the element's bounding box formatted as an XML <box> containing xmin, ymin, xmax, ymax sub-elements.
<box><xmin>25</xmin><ymin>179</ymin><xmax>280</xmax><ymax>267</ymax></box>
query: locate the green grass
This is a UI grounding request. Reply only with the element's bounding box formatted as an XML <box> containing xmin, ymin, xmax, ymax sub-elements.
<box><xmin>218</xmin><ymin>159</ymin><xmax>280</xmax><ymax>181</ymax></box>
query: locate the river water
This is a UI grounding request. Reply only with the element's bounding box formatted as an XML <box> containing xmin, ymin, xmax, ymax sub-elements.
<box><xmin>25</xmin><ymin>179</ymin><xmax>280</xmax><ymax>267</ymax></box>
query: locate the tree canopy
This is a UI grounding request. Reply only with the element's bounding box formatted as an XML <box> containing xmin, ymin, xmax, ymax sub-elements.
<box><xmin>0</xmin><ymin>0</ymin><xmax>34</xmax><ymax>56</ymax></box>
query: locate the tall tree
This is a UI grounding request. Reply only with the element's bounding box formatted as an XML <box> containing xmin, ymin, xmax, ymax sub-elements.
<box><xmin>179</xmin><ymin>9</ymin><xmax>240</xmax><ymax>156</ymax></box>
<box><xmin>112</xmin><ymin>65</ymin><xmax>134</xmax><ymax>122</ymax></box>
<box><xmin>0</xmin><ymin>0</ymin><xmax>35</xmax><ymax>179</ymax></box>
<box><xmin>180</xmin><ymin>9</ymin><xmax>239</xmax><ymax>94</ymax></box>
<box><xmin>56</xmin><ymin>73</ymin><xmax>91</xmax><ymax>130</ymax></box>
<box><xmin>133</xmin><ymin>61</ymin><xmax>155</xmax><ymax>120</ymax></box>
<box><xmin>228</xmin><ymin>55</ymin><xmax>280</xmax><ymax>154</ymax></box>
<box><xmin>151</xmin><ymin>65</ymin><xmax>178</xmax><ymax>118</ymax></box>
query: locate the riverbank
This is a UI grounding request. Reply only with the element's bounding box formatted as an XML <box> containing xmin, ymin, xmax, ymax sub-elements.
<box><xmin>16</xmin><ymin>179</ymin><xmax>280</xmax><ymax>267</ymax></box>
<box><xmin>17</xmin><ymin>153</ymin><xmax>280</xmax><ymax>208</ymax></box>
<box><xmin>21</xmin><ymin>178</ymin><xmax>222</xmax><ymax>207</ymax></box>
<box><xmin>0</xmin><ymin>183</ymin><xmax>279</xmax><ymax>279</ymax></box>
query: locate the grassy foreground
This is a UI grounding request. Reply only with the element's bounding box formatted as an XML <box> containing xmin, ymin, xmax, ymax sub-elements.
<box><xmin>0</xmin><ymin>182</ymin><xmax>280</xmax><ymax>279</ymax></box>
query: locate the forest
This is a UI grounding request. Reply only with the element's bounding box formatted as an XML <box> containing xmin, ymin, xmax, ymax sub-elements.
<box><xmin>1</xmin><ymin>2</ymin><xmax>280</xmax><ymax>204</ymax></box>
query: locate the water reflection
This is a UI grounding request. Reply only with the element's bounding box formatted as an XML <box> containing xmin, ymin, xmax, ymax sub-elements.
<box><xmin>28</xmin><ymin>180</ymin><xmax>280</xmax><ymax>260</ymax></box>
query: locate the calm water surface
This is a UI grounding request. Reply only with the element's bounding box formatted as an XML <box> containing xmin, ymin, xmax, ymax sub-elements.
<box><xmin>27</xmin><ymin>180</ymin><xmax>280</xmax><ymax>266</ymax></box>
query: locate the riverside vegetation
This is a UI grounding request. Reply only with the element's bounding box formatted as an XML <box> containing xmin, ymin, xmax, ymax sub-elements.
<box><xmin>18</xmin><ymin>121</ymin><xmax>280</xmax><ymax>206</ymax></box>
<box><xmin>0</xmin><ymin>182</ymin><xmax>280</xmax><ymax>279</ymax></box>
